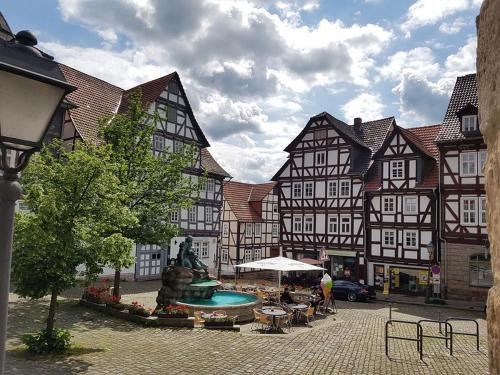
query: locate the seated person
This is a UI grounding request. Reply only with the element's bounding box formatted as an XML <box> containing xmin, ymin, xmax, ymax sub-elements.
<box><xmin>281</xmin><ymin>287</ymin><xmax>295</xmax><ymax>304</ymax></box>
<box><xmin>309</xmin><ymin>287</ymin><xmax>325</xmax><ymax>312</ymax></box>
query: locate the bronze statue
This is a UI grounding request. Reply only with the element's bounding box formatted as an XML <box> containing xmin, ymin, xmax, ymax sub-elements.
<box><xmin>176</xmin><ymin>236</ymin><xmax>208</xmax><ymax>273</ymax></box>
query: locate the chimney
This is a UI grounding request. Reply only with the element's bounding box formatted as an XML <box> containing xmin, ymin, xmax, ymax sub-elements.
<box><xmin>354</xmin><ymin>117</ymin><xmax>362</xmax><ymax>134</ymax></box>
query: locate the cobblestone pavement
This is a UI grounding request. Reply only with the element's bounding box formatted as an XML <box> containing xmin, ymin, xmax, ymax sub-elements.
<box><xmin>5</xmin><ymin>282</ymin><xmax>489</xmax><ymax>375</ymax></box>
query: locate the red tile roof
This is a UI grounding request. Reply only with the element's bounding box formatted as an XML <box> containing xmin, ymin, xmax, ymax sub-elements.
<box><xmin>365</xmin><ymin>124</ymin><xmax>442</xmax><ymax>191</ymax></box>
<box><xmin>223</xmin><ymin>181</ymin><xmax>276</xmax><ymax>222</ymax></box>
<box><xmin>118</xmin><ymin>73</ymin><xmax>175</xmax><ymax>113</ymax></box>
<box><xmin>58</xmin><ymin>63</ymin><xmax>123</xmax><ymax>144</ymax></box>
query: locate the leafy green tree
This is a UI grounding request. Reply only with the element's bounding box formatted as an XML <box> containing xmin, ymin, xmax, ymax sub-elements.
<box><xmin>12</xmin><ymin>140</ymin><xmax>134</xmax><ymax>341</ymax></box>
<box><xmin>99</xmin><ymin>91</ymin><xmax>204</xmax><ymax>296</ymax></box>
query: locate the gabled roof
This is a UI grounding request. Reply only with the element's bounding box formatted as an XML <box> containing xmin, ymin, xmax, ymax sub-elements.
<box><xmin>223</xmin><ymin>181</ymin><xmax>276</xmax><ymax>222</ymax></box>
<box><xmin>201</xmin><ymin>148</ymin><xmax>231</xmax><ymax>177</ymax></box>
<box><xmin>284</xmin><ymin>112</ymin><xmax>370</xmax><ymax>153</ymax></box>
<box><xmin>365</xmin><ymin>124</ymin><xmax>442</xmax><ymax>191</ymax></box>
<box><xmin>58</xmin><ymin>63</ymin><xmax>123</xmax><ymax>144</ymax></box>
<box><xmin>436</xmin><ymin>74</ymin><xmax>479</xmax><ymax>143</ymax></box>
<box><xmin>358</xmin><ymin>117</ymin><xmax>395</xmax><ymax>154</ymax></box>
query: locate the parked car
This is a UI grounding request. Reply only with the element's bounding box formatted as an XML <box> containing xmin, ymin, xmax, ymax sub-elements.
<box><xmin>332</xmin><ymin>280</ymin><xmax>376</xmax><ymax>302</ymax></box>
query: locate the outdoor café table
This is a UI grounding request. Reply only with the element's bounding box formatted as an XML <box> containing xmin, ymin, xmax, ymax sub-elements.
<box><xmin>262</xmin><ymin>308</ymin><xmax>287</xmax><ymax>332</ymax></box>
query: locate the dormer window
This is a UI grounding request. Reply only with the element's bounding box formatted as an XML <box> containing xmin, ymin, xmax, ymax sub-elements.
<box><xmin>462</xmin><ymin>115</ymin><xmax>477</xmax><ymax>132</ymax></box>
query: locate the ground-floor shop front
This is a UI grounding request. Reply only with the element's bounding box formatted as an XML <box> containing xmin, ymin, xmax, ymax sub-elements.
<box><xmin>367</xmin><ymin>261</ymin><xmax>433</xmax><ymax>295</ymax></box>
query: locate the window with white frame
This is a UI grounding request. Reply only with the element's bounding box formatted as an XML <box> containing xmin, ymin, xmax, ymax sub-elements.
<box><xmin>272</xmin><ymin>223</ymin><xmax>278</xmax><ymax>237</ymax></box>
<box><xmin>173</xmin><ymin>140</ymin><xmax>183</xmax><ymax>152</ymax></box>
<box><xmin>246</xmin><ymin>223</ymin><xmax>253</xmax><ymax>236</ymax></box>
<box><xmin>304</xmin><ymin>216</ymin><xmax>314</xmax><ymax>233</ymax></box>
<box><xmin>244</xmin><ymin>249</ymin><xmax>252</xmax><ymax>263</ymax></box>
<box><xmin>188</xmin><ymin>206</ymin><xmax>196</xmax><ymax>223</ymax></box>
<box><xmin>293</xmin><ymin>216</ymin><xmax>302</xmax><ymax>232</ymax></box>
<box><xmin>340</xmin><ymin>216</ymin><xmax>351</xmax><ymax>234</ymax></box>
<box><xmin>383</xmin><ymin>197</ymin><xmax>395</xmax><ymax>213</ymax></box>
<box><xmin>170</xmin><ymin>210</ymin><xmax>179</xmax><ymax>223</ymax></box>
<box><xmin>273</xmin><ymin>204</ymin><xmax>278</xmax><ymax>213</ymax></box>
<box><xmin>201</xmin><ymin>241</ymin><xmax>209</xmax><ymax>258</ymax></box>
<box><xmin>390</xmin><ymin>160</ymin><xmax>404</xmax><ymax>179</ymax></box>
<box><xmin>206</xmin><ymin>179</ymin><xmax>215</xmax><ymax>192</ymax></box>
<box><xmin>461</xmin><ymin>197</ymin><xmax>477</xmax><ymax>225</ymax></box>
<box><xmin>293</xmin><ymin>183</ymin><xmax>302</xmax><ymax>198</ymax></box>
<box><xmin>304</xmin><ymin>182</ymin><xmax>313</xmax><ymax>198</ymax></box>
<box><xmin>404</xmin><ymin>197</ymin><xmax>418</xmax><ymax>215</ymax></box>
<box><xmin>460</xmin><ymin>152</ymin><xmax>477</xmax><ymax>176</ymax></box>
<box><xmin>254</xmin><ymin>248</ymin><xmax>262</xmax><ymax>261</ymax></box>
<box><xmin>223</xmin><ymin>222</ymin><xmax>229</xmax><ymax>237</ymax></box>
<box><xmin>255</xmin><ymin>223</ymin><xmax>262</xmax><ymax>236</ymax></box>
<box><xmin>328</xmin><ymin>216</ymin><xmax>338</xmax><ymax>234</ymax></box>
<box><xmin>339</xmin><ymin>180</ymin><xmax>350</xmax><ymax>197</ymax></box>
<box><xmin>153</xmin><ymin>134</ymin><xmax>165</xmax><ymax>151</ymax></box>
<box><xmin>480</xmin><ymin>197</ymin><xmax>487</xmax><ymax>226</ymax></box>
<box><xmin>327</xmin><ymin>181</ymin><xmax>337</xmax><ymax>198</ymax></box>
<box><xmin>479</xmin><ymin>150</ymin><xmax>487</xmax><ymax>175</ymax></box>
<box><xmin>221</xmin><ymin>248</ymin><xmax>228</xmax><ymax>263</ymax></box>
<box><xmin>383</xmin><ymin>230</ymin><xmax>395</xmax><ymax>247</ymax></box>
<box><xmin>462</xmin><ymin>115</ymin><xmax>477</xmax><ymax>132</ymax></box>
<box><xmin>205</xmin><ymin>206</ymin><xmax>213</xmax><ymax>224</ymax></box>
<box><xmin>316</xmin><ymin>151</ymin><xmax>326</xmax><ymax>166</ymax></box>
<box><xmin>404</xmin><ymin>230</ymin><xmax>418</xmax><ymax>248</ymax></box>
<box><xmin>192</xmin><ymin>241</ymin><xmax>200</xmax><ymax>257</ymax></box>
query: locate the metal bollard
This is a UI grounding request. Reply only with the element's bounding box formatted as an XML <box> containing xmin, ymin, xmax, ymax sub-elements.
<box><xmin>389</xmin><ymin>303</ymin><xmax>392</xmax><ymax>322</ymax></box>
<box><xmin>438</xmin><ymin>310</ymin><xmax>442</xmax><ymax>334</ymax></box>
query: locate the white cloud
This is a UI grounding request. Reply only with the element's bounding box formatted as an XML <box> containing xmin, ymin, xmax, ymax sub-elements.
<box><xmin>439</xmin><ymin>17</ymin><xmax>468</xmax><ymax>34</ymax></box>
<box><xmin>401</xmin><ymin>0</ymin><xmax>480</xmax><ymax>36</ymax></box>
<box><xmin>379</xmin><ymin>47</ymin><xmax>440</xmax><ymax>81</ymax></box>
<box><xmin>342</xmin><ymin>93</ymin><xmax>386</xmax><ymax>122</ymax></box>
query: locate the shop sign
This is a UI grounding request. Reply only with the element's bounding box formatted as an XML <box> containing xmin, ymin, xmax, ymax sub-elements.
<box><xmin>418</xmin><ymin>271</ymin><xmax>429</xmax><ymax>285</ymax></box>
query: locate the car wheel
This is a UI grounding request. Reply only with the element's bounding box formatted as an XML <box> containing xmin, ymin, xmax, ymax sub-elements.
<box><xmin>347</xmin><ymin>292</ymin><xmax>357</xmax><ymax>302</ymax></box>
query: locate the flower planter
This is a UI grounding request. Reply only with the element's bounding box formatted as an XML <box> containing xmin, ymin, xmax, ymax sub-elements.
<box><xmin>204</xmin><ymin>321</ymin><xmax>234</xmax><ymax>327</ymax></box>
<box><xmin>157</xmin><ymin>313</ymin><xmax>189</xmax><ymax>319</ymax></box>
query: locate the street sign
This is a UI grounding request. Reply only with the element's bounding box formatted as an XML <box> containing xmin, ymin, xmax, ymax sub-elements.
<box><xmin>431</xmin><ymin>265</ymin><xmax>441</xmax><ymax>274</ymax></box>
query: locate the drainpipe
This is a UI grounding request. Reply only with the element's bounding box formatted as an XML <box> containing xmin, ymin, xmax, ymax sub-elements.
<box><xmin>362</xmin><ymin>179</ymin><xmax>368</xmax><ymax>285</ymax></box>
<box><xmin>437</xmin><ymin>158</ymin><xmax>448</xmax><ymax>299</ymax></box>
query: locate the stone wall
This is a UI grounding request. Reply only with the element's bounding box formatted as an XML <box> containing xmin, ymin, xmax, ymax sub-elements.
<box><xmin>446</xmin><ymin>243</ymin><xmax>490</xmax><ymax>302</ymax></box>
<box><xmin>476</xmin><ymin>1</ymin><xmax>500</xmax><ymax>373</ymax></box>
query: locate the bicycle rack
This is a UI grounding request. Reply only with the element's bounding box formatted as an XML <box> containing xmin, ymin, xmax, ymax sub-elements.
<box><xmin>385</xmin><ymin>320</ymin><xmax>423</xmax><ymax>360</ymax></box>
<box><xmin>445</xmin><ymin>317</ymin><xmax>480</xmax><ymax>351</ymax></box>
<box><xmin>418</xmin><ymin>319</ymin><xmax>453</xmax><ymax>356</ymax></box>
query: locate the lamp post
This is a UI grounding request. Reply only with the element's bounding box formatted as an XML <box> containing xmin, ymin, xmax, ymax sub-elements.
<box><xmin>425</xmin><ymin>241</ymin><xmax>435</xmax><ymax>303</ymax></box>
<box><xmin>0</xmin><ymin>30</ymin><xmax>75</xmax><ymax>374</ymax></box>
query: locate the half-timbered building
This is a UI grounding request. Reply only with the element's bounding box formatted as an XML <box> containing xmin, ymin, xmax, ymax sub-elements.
<box><xmin>436</xmin><ymin>74</ymin><xmax>490</xmax><ymax>301</ymax></box>
<box><xmin>272</xmin><ymin>113</ymin><xmax>393</xmax><ymax>283</ymax></box>
<box><xmin>51</xmin><ymin>64</ymin><xmax>230</xmax><ymax>279</ymax></box>
<box><xmin>365</xmin><ymin>124</ymin><xmax>441</xmax><ymax>294</ymax></box>
<box><xmin>219</xmin><ymin>181</ymin><xmax>280</xmax><ymax>276</ymax></box>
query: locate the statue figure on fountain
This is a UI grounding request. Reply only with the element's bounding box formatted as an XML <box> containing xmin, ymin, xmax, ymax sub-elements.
<box><xmin>176</xmin><ymin>235</ymin><xmax>209</xmax><ymax>280</ymax></box>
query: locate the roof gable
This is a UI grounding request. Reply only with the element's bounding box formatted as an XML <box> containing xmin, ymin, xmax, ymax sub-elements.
<box><xmin>201</xmin><ymin>148</ymin><xmax>231</xmax><ymax>177</ymax></box>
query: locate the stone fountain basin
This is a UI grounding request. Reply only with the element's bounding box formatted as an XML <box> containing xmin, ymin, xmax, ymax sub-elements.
<box><xmin>177</xmin><ymin>291</ymin><xmax>262</xmax><ymax>323</ymax></box>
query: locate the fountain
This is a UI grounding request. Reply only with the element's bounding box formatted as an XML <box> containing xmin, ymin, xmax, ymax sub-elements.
<box><xmin>156</xmin><ymin>236</ymin><xmax>261</xmax><ymax>322</ymax></box>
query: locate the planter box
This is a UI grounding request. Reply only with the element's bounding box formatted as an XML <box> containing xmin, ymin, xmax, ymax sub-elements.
<box><xmin>157</xmin><ymin>313</ymin><xmax>189</xmax><ymax>319</ymax></box>
<box><xmin>79</xmin><ymin>299</ymin><xmax>194</xmax><ymax>328</ymax></box>
<box><xmin>204</xmin><ymin>321</ymin><xmax>234</xmax><ymax>327</ymax></box>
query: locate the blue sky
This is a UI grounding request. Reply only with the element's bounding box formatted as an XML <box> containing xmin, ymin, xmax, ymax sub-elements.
<box><xmin>2</xmin><ymin>0</ymin><xmax>481</xmax><ymax>182</ymax></box>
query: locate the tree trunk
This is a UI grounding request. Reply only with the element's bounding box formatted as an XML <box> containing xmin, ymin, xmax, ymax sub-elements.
<box><xmin>113</xmin><ymin>269</ymin><xmax>121</xmax><ymax>297</ymax></box>
<box><xmin>46</xmin><ymin>288</ymin><xmax>58</xmax><ymax>337</ymax></box>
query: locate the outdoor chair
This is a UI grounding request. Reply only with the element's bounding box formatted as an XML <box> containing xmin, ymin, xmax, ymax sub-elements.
<box><xmin>252</xmin><ymin>309</ymin><xmax>262</xmax><ymax>331</ymax></box>
<box><xmin>258</xmin><ymin>311</ymin><xmax>273</xmax><ymax>332</ymax></box>
<box><xmin>298</xmin><ymin>306</ymin><xmax>315</xmax><ymax>326</ymax></box>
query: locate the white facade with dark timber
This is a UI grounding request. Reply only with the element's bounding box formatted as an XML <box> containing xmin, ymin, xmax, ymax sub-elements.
<box><xmin>273</xmin><ymin>113</ymin><xmax>393</xmax><ymax>282</ymax></box>
<box><xmin>365</xmin><ymin>124</ymin><xmax>441</xmax><ymax>294</ymax></box>
<box><xmin>219</xmin><ymin>181</ymin><xmax>280</xmax><ymax>276</ymax></box>
<box><xmin>436</xmin><ymin>74</ymin><xmax>490</xmax><ymax>302</ymax></box>
<box><xmin>51</xmin><ymin>66</ymin><xmax>230</xmax><ymax>280</ymax></box>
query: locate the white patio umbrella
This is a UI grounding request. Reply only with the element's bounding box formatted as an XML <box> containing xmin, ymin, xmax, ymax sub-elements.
<box><xmin>235</xmin><ymin>256</ymin><xmax>325</xmax><ymax>300</ymax></box>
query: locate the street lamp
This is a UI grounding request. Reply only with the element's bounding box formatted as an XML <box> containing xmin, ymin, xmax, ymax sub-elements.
<box><xmin>0</xmin><ymin>30</ymin><xmax>75</xmax><ymax>374</ymax></box>
<box><xmin>425</xmin><ymin>241</ymin><xmax>435</xmax><ymax>303</ymax></box>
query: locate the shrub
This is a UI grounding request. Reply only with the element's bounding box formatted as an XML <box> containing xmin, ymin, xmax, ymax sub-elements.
<box><xmin>127</xmin><ymin>301</ymin><xmax>150</xmax><ymax>317</ymax></box>
<box><xmin>82</xmin><ymin>286</ymin><xmax>108</xmax><ymax>304</ymax></box>
<box><xmin>22</xmin><ymin>328</ymin><xmax>71</xmax><ymax>354</ymax></box>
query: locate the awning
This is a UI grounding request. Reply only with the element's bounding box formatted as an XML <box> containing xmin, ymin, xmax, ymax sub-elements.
<box><xmin>325</xmin><ymin>250</ymin><xmax>358</xmax><ymax>257</ymax></box>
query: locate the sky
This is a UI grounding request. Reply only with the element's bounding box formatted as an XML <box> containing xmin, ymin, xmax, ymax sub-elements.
<box><xmin>2</xmin><ymin>0</ymin><xmax>482</xmax><ymax>183</ymax></box>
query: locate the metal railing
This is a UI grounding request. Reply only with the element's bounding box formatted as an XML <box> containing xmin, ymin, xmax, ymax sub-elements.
<box><xmin>385</xmin><ymin>320</ymin><xmax>423</xmax><ymax>360</ymax></box>
<box><xmin>418</xmin><ymin>319</ymin><xmax>453</xmax><ymax>355</ymax></box>
<box><xmin>445</xmin><ymin>317</ymin><xmax>480</xmax><ymax>351</ymax></box>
